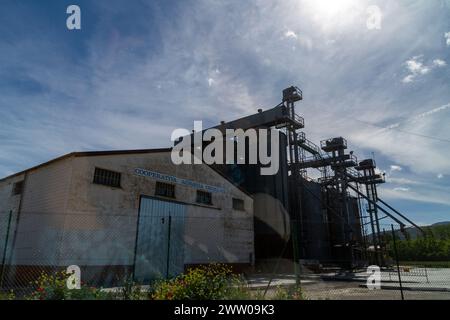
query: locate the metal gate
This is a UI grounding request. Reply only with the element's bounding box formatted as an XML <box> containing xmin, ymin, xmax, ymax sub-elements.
<box><xmin>133</xmin><ymin>197</ymin><xmax>186</xmax><ymax>282</ymax></box>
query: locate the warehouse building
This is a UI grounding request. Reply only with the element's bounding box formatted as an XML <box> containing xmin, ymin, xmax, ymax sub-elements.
<box><xmin>0</xmin><ymin>148</ymin><xmax>254</xmax><ymax>286</ymax></box>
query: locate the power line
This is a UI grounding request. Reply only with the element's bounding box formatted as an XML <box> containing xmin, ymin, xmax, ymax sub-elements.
<box><xmin>353</xmin><ymin>118</ymin><xmax>450</xmax><ymax>144</ymax></box>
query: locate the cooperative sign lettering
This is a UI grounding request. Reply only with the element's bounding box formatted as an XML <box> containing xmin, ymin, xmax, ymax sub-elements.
<box><xmin>134</xmin><ymin>168</ymin><xmax>225</xmax><ymax>193</ymax></box>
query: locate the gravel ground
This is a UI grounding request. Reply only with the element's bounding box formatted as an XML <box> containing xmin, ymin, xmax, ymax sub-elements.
<box><xmin>247</xmin><ymin>270</ymin><xmax>450</xmax><ymax>300</ymax></box>
<box><xmin>300</xmin><ymin>281</ymin><xmax>450</xmax><ymax>300</ymax></box>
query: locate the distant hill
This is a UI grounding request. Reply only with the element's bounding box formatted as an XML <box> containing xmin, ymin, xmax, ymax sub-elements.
<box><xmin>399</xmin><ymin>221</ymin><xmax>450</xmax><ymax>240</ymax></box>
<box><xmin>391</xmin><ymin>221</ymin><xmax>450</xmax><ymax>262</ymax></box>
<box><xmin>431</xmin><ymin>221</ymin><xmax>450</xmax><ymax>227</ymax></box>
<box><xmin>366</xmin><ymin>221</ymin><xmax>450</xmax><ymax>241</ymax></box>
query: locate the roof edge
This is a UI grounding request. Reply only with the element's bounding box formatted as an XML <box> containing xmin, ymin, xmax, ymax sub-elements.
<box><xmin>0</xmin><ymin>148</ymin><xmax>172</xmax><ymax>182</ymax></box>
<box><xmin>0</xmin><ymin>147</ymin><xmax>253</xmax><ymax>197</ymax></box>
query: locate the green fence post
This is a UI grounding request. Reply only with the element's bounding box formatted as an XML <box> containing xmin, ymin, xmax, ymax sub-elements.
<box><xmin>0</xmin><ymin>210</ymin><xmax>13</xmax><ymax>289</ymax></box>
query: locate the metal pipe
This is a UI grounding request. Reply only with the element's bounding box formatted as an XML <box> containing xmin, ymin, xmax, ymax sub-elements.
<box><xmin>378</xmin><ymin>198</ymin><xmax>425</xmax><ymax>236</ymax></box>
<box><xmin>347</xmin><ymin>184</ymin><xmax>405</xmax><ymax>228</ymax></box>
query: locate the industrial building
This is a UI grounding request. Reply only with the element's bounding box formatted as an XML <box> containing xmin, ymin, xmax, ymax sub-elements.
<box><xmin>177</xmin><ymin>86</ymin><xmax>423</xmax><ymax>269</ymax></box>
<box><xmin>0</xmin><ymin>85</ymin><xmax>423</xmax><ymax>288</ymax></box>
<box><xmin>0</xmin><ymin>149</ymin><xmax>254</xmax><ymax>285</ymax></box>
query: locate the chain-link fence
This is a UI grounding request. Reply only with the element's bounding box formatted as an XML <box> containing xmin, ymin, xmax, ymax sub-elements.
<box><xmin>0</xmin><ymin>211</ymin><xmax>449</xmax><ymax>299</ymax></box>
<box><xmin>0</xmin><ymin>210</ymin><xmax>255</xmax><ymax>298</ymax></box>
<box><xmin>237</xmin><ymin>221</ymin><xmax>450</xmax><ymax>300</ymax></box>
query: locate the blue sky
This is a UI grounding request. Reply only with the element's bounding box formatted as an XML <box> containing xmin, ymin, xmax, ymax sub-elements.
<box><xmin>0</xmin><ymin>0</ymin><xmax>449</xmax><ymax>225</ymax></box>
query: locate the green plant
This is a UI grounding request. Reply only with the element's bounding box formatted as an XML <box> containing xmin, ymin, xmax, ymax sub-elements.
<box><xmin>290</xmin><ymin>286</ymin><xmax>306</xmax><ymax>300</ymax></box>
<box><xmin>68</xmin><ymin>285</ymin><xmax>112</xmax><ymax>300</ymax></box>
<box><xmin>272</xmin><ymin>286</ymin><xmax>289</xmax><ymax>300</ymax></box>
<box><xmin>27</xmin><ymin>271</ymin><xmax>68</xmax><ymax>300</ymax></box>
<box><xmin>26</xmin><ymin>271</ymin><xmax>112</xmax><ymax>300</ymax></box>
<box><xmin>272</xmin><ymin>286</ymin><xmax>305</xmax><ymax>300</ymax></box>
<box><xmin>387</xmin><ymin>224</ymin><xmax>450</xmax><ymax>262</ymax></box>
<box><xmin>118</xmin><ymin>276</ymin><xmax>148</xmax><ymax>300</ymax></box>
<box><xmin>152</xmin><ymin>264</ymin><xmax>249</xmax><ymax>300</ymax></box>
<box><xmin>0</xmin><ymin>290</ymin><xmax>15</xmax><ymax>300</ymax></box>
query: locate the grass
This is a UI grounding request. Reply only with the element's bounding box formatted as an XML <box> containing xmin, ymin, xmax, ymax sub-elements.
<box><xmin>400</xmin><ymin>261</ymin><xmax>450</xmax><ymax>268</ymax></box>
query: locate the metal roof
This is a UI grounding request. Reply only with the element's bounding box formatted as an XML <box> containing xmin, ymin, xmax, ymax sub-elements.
<box><xmin>0</xmin><ymin>148</ymin><xmax>172</xmax><ymax>182</ymax></box>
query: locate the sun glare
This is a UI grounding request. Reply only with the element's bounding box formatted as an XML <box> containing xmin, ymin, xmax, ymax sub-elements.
<box><xmin>302</xmin><ymin>0</ymin><xmax>363</xmax><ymax>31</ymax></box>
<box><xmin>312</xmin><ymin>0</ymin><xmax>358</xmax><ymax>17</ymax></box>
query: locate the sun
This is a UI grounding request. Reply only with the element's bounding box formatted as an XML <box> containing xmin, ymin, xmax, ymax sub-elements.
<box><xmin>311</xmin><ymin>0</ymin><xmax>358</xmax><ymax>17</ymax></box>
<box><xmin>302</xmin><ymin>0</ymin><xmax>362</xmax><ymax>31</ymax></box>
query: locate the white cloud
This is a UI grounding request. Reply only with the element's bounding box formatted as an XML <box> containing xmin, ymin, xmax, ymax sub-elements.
<box><xmin>433</xmin><ymin>59</ymin><xmax>447</xmax><ymax>67</ymax></box>
<box><xmin>390</xmin><ymin>165</ymin><xmax>402</xmax><ymax>172</ymax></box>
<box><xmin>281</xmin><ymin>29</ymin><xmax>313</xmax><ymax>50</ymax></box>
<box><xmin>445</xmin><ymin>32</ymin><xmax>450</xmax><ymax>46</ymax></box>
<box><xmin>406</xmin><ymin>58</ymin><xmax>430</xmax><ymax>74</ymax></box>
<box><xmin>284</xmin><ymin>30</ymin><xmax>298</xmax><ymax>40</ymax></box>
<box><xmin>1</xmin><ymin>0</ymin><xmax>450</xmax><ymax>222</ymax></box>
<box><xmin>393</xmin><ymin>187</ymin><xmax>410</xmax><ymax>192</ymax></box>
<box><xmin>437</xmin><ymin>173</ymin><xmax>444</xmax><ymax>179</ymax></box>
<box><xmin>402</xmin><ymin>74</ymin><xmax>414</xmax><ymax>83</ymax></box>
<box><xmin>411</xmin><ymin>103</ymin><xmax>450</xmax><ymax>121</ymax></box>
<box><xmin>380</xmin><ymin>104</ymin><xmax>450</xmax><ymax>133</ymax></box>
<box><xmin>351</xmin><ymin>104</ymin><xmax>450</xmax><ymax>176</ymax></box>
<box><xmin>387</xmin><ymin>177</ymin><xmax>420</xmax><ymax>185</ymax></box>
<box><xmin>402</xmin><ymin>56</ymin><xmax>446</xmax><ymax>83</ymax></box>
<box><xmin>381</xmin><ymin>185</ymin><xmax>450</xmax><ymax>206</ymax></box>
